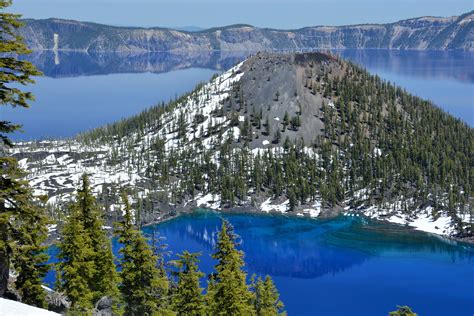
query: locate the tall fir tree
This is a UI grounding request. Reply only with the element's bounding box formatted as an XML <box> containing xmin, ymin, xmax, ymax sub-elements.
<box><xmin>0</xmin><ymin>0</ymin><xmax>42</xmax><ymax>146</ymax></box>
<box><xmin>57</xmin><ymin>175</ymin><xmax>120</xmax><ymax>312</ymax></box>
<box><xmin>207</xmin><ymin>220</ymin><xmax>254</xmax><ymax>315</ymax></box>
<box><xmin>0</xmin><ymin>0</ymin><xmax>44</xmax><ymax>300</ymax></box>
<box><xmin>56</xmin><ymin>204</ymin><xmax>96</xmax><ymax>312</ymax></box>
<box><xmin>11</xmin><ymin>193</ymin><xmax>50</xmax><ymax>308</ymax></box>
<box><xmin>0</xmin><ymin>158</ymin><xmax>49</xmax><ymax>306</ymax></box>
<box><xmin>73</xmin><ymin>174</ymin><xmax>120</xmax><ymax>304</ymax></box>
<box><xmin>115</xmin><ymin>192</ymin><xmax>170</xmax><ymax>315</ymax></box>
<box><xmin>171</xmin><ymin>251</ymin><xmax>205</xmax><ymax>315</ymax></box>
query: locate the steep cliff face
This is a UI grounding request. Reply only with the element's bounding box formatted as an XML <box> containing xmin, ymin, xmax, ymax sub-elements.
<box><xmin>20</xmin><ymin>11</ymin><xmax>474</xmax><ymax>52</ymax></box>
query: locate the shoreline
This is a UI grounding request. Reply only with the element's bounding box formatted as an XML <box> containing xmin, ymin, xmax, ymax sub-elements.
<box><xmin>144</xmin><ymin>204</ymin><xmax>474</xmax><ymax>246</ymax></box>
<box><xmin>45</xmin><ymin>200</ymin><xmax>474</xmax><ymax>246</ymax></box>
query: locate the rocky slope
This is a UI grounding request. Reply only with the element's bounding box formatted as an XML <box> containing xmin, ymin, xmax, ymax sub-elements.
<box><xmin>19</xmin><ymin>11</ymin><xmax>474</xmax><ymax>52</ymax></box>
<box><xmin>8</xmin><ymin>52</ymin><xmax>473</xmax><ymax>238</ymax></box>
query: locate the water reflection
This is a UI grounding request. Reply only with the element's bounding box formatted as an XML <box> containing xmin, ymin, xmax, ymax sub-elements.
<box><xmin>153</xmin><ymin>212</ymin><xmax>474</xmax><ymax>279</ymax></box>
<box><xmin>25</xmin><ymin>49</ymin><xmax>474</xmax><ymax>85</ymax></box>
<box><xmin>23</xmin><ymin>50</ymin><xmax>250</xmax><ymax>78</ymax></box>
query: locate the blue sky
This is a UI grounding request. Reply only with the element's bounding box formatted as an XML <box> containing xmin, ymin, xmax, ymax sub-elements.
<box><xmin>8</xmin><ymin>0</ymin><xmax>474</xmax><ymax>29</ymax></box>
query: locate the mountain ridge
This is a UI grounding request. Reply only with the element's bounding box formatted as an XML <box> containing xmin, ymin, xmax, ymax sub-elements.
<box><xmin>19</xmin><ymin>11</ymin><xmax>474</xmax><ymax>52</ymax></box>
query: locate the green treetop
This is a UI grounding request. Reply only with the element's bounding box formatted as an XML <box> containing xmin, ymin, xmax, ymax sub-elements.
<box><xmin>73</xmin><ymin>174</ymin><xmax>120</xmax><ymax>304</ymax></box>
<box><xmin>252</xmin><ymin>275</ymin><xmax>285</xmax><ymax>316</ymax></box>
<box><xmin>56</xmin><ymin>204</ymin><xmax>96</xmax><ymax>312</ymax></box>
<box><xmin>0</xmin><ymin>0</ymin><xmax>42</xmax><ymax>146</ymax></box>
<box><xmin>389</xmin><ymin>305</ymin><xmax>418</xmax><ymax>316</ymax></box>
<box><xmin>115</xmin><ymin>192</ymin><xmax>171</xmax><ymax>315</ymax></box>
<box><xmin>208</xmin><ymin>220</ymin><xmax>254</xmax><ymax>315</ymax></box>
<box><xmin>0</xmin><ymin>158</ymin><xmax>49</xmax><ymax>307</ymax></box>
<box><xmin>171</xmin><ymin>251</ymin><xmax>205</xmax><ymax>315</ymax></box>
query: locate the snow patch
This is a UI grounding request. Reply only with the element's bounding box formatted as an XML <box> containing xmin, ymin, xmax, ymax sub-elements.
<box><xmin>260</xmin><ymin>198</ymin><xmax>289</xmax><ymax>214</ymax></box>
<box><xmin>0</xmin><ymin>298</ymin><xmax>59</xmax><ymax>316</ymax></box>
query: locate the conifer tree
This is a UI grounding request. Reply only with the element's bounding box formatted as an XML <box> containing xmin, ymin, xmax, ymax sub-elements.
<box><xmin>171</xmin><ymin>251</ymin><xmax>205</xmax><ymax>315</ymax></box>
<box><xmin>73</xmin><ymin>174</ymin><xmax>120</xmax><ymax>305</ymax></box>
<box><xmin>116</xmin><ymin>192</ymin><xmax>170</xmax><ymax>315</ymax></box>
<box><xmin>0</xmin><ymin>0</ymin><xmax>45</xmax><ymax>300</ymax></box>
<box><xmin>0</xmin><ymin>158</ymin><xmax>49</xmax><ymax>306</ymax></box>
<box><xmin>0</xmin><ymin>0</ymin><xmax>42</xmax><ymax>146</ymax></box>
<box><xmin>56</xmin><ymin>205</ymin><xmax>96</xmax><ymax>312</ymax></box>
<box><xmin>252</xmin><ymin>276</ymin><xmax>285</xmax><ymax>316</ymax></box>
<box><xmin>208</xmin><ymin>220</ymin><xmax>254</xmax><ymax>315</ymax></box>
<box><xmin>12</xmin><ymin>194</ymin><xmax>49</xmax><ymax>308</ymax></box>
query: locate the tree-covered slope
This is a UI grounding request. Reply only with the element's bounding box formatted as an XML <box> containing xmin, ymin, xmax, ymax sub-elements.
<box><xmin>10</xmin><ymin>52</ymin><xmax>473</xmax><ymax>238</ymax></box>
<box><xmin>19</xmin><ymin>11</ymin><xmax>474</xmax><ymax>52</ymax></box>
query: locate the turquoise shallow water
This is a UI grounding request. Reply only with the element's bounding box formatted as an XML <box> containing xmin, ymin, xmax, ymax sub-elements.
<box><xmin>46</xmin><ymin>211</ymin><xmax>474</xmax><ymax>315</ymax></box>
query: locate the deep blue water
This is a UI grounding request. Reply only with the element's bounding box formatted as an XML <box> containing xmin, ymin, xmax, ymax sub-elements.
<box><xmin>46</xmin><ymin>211</ymin><xmax>474</xmax><ymax>316</ymax></box>
<box><xmin>1</xmin><ymin>49</ymin><xmax>472</xmax><ymax>141</ymax></box>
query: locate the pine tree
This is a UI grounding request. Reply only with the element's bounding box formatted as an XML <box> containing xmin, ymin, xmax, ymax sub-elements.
<box><xmin>0</xmin><ymin>0</ymin><xmax>42</xmax><ymax>146</ymax></box>
<box><xmin>73</xmin><ymin>174</ymin><xmax>120</xmax><ymax>305</ymax></box>
<box><xmin>208</xmin><ymin>220</ymin><xmax>254</xmax><ymax>315</ymax></box>
<box><xmin>171</xmin><ymin>251</ymin><xmax>205</xmax><ymax>315</ymax></box>
<box><xmin>56</xmin><ymin>205</ymin><xmax>96</xmax><ymax>312</ymax></box>
<box><xmin>12</xmin><ymin>194</ymin><xmax>50</xmax><ymax>308</ymax></box>
<box><xmin>116</xmin><ymin>192</ymin><xmax>170</xmax><ymax>315</ymax></box>
<box><xmin>0</xmin><ymin>158</ymin><xmax>49</xmax><ymax>306</ymax></box>
<box><xmin>0</xmin><ymin>0</ymin><xmax>44</xmax><ymax>300</ymax></box>
<box><xmin>252</xmin><ymin>276</ymin><xmax>285</xmax><ymax>316</ymax></box>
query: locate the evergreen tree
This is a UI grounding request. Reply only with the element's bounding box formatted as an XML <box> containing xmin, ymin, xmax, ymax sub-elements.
<box><xmin>252</xmin><ymin>276</ymin><xmax>285</xmax><ymax>316</ymax></box>
<box><xmin>0</xmin><ymin>0</ymin><xmax>44</xmax><ymax>300</ymax></box>
<box><xmin>73</xmin><ymin>174</ymin><xmax>120</xmax><ymax>305</ymax></box>
<box><xmin>56</xmin><ymin>204</ymin><xmax>96</xmax><ymax>312</ymax></box>
<box><xmin>12</xmin><ymin>194</ymin><xmax>49</xmax><ymax>308</ymax></box>
<box><xmin>171</xmin><ymin>251</ymin><xmax>205</xmax><ymax>315</ymax></box>
<box><xmin>0</xmin><ymin>158</ymin><xmax>49</xmax><ymax>306</ymax></box>
<box><xmin>0</xmin><ymin>0</ymin><xmax>42</xmax><ymax>146</ymax></box>
<box><xmin>116</xmin><ymin>192</ymin><xmax>170</xmax><ymax>315</ymax></box>
<box><xmin>208</xmin><ymin>220</ymin><xmax>254</xmax><ymax>315</ymax></box>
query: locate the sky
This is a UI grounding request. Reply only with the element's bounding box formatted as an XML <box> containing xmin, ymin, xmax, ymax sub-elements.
<box><xmin>7</xmin><ymin>0</ymin><xmax>474</xmax><ymax>29</ymax></box>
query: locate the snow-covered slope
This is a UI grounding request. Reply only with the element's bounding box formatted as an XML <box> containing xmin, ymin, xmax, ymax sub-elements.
<box><xmin>9</xmin><ymin>52</ymin><xmax>472</xmax><ymax>238</ymax></box>
<box><xmin>0</xmin><ymin>298</ymin><xmax>59</xmax><ymax>316</ymax></box>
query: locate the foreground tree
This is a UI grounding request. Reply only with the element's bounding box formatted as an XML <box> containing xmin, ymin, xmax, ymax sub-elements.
<box><xmin>0</xmin><ymin>0</ymin><xmax>42</xmax><ymax>146</ymax></box>
<box><xmin>252</xmin><ymin>275</ymin><xmax>285</xmax><ymax>316</ymax></box>
<box><xmin>0</xmin><ymin>158</ymin><xmax>49</xmax><ymax>306</ymax></box>
<box><xmin>56</xmin><ymin>205</ymin><xmax>96</xmax><ymax>312</ymax></box>
<box><xmin>0</xmin><ymin>0</ymin><xmax>44</xmax><ymax>301</ymax></box>
<box><xmin>56</xmin><ymin>175</ymin><xmax>120</xmax><ymax>312</ymax></box>
<box><xmin>116</xmin><ymin>192</ymin><xmax>170</xmax><ymax>315</ymax></box>
<box><xmin>73</xmin><ymin>174</ymin><xmax>119</xmax><ymax>304</ymax></box>
<box><xmin>171</xmin><ymin>251</ymin><xmax>205</xmax><ymax>315</ymax></box>
<box><xmin>207</xmin><ymin>220</ymin><xmax>254</xmax><ymax>315</ymax></box>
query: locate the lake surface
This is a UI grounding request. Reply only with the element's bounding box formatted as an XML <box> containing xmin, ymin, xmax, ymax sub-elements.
<box><xmin>1</xmin><ymin>49</ymin><xmax>472</xmax><ymax>140</ymax></box>
<box><xmin>46</xmin><ymin>211</ymin><xmax>474</xmax><ymax>315</ymax></box>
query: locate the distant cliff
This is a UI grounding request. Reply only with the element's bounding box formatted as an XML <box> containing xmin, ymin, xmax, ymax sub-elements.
<box><xmin>20</xmin><ymin>11</ymin><xmax>474</xmax><ymax>52</ymax></box>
